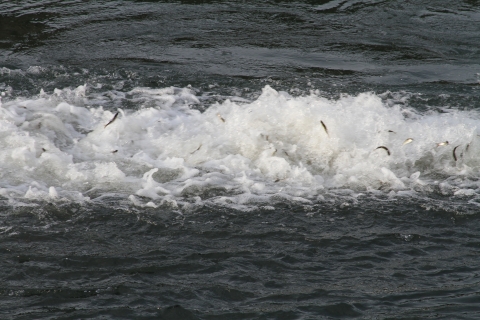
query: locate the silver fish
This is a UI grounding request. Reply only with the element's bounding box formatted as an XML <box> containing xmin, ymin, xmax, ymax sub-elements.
<box><xmin>437</xmin><ymin>141</ymin><xmax>449</xmax><ymax>147</ymax></box>
<box><xmin>403</xmin><ymin>138</ymin><xmax>413</xmax><ymax>145</ymax></box>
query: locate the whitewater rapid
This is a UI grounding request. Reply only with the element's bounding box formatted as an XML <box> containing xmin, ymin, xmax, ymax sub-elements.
<box><xmin>1</xmin><ymin>84</ymin><xmax>480</xmax><ymax>210</ymax></box>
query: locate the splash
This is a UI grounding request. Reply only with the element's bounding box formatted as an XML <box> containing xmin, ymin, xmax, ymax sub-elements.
<box><xmin>1</xmin><ymin>84</ymin><xmax>480</xmax><ymax>210</ymax></box>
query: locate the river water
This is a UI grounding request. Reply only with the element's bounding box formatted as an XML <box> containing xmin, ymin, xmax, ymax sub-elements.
<box><xmin>1</xmin><ymin>1</ymin><xmax>480</xmax><ymax>319</ymax></box>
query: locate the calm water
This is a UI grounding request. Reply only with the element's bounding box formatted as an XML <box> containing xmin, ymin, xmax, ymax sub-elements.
<box><xmin>1</xmin><ymin>1</ymin><xmax>480</xmax><ymax>319</ymax></box>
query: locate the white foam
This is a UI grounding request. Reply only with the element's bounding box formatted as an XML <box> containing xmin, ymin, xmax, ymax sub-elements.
<box><xmin>1</xmin><ymin>84</ymin><xmax>480</xmax><ymax>209</ymax></box>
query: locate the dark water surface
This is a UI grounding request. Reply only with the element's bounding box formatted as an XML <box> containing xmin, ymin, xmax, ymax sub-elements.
<box><xmin>2</xmin><ymin>1</ymin><xmax>480</xmax><ymax>319</ymax></box>
<box><xmin>2</xmin><ymin>202</ymin><xmax>480</xmax><ymax>319</ymax></box>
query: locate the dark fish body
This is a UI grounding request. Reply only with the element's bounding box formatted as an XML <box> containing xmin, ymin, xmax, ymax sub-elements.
<box><xmin>320</xmin><ymin>120</ymin><xmax>329</xmax><ymax>137</ymax></box>
<box><xmin>104</xmin><ymin>112</ymin><xmax>119</xmax><ymax>128</ymax></box>
<box><xmin>191</xmin><ymin>144</ymin><xmax>202</xmax><ymax>154</ymax></box>
<box><xmin>453</xmin><ymin>145</ymin><xmax>459</xmax><ymax>161</ymax></box>
<box><xmin>375</xmin><ymin>146</ymin><xmax>391</xmax><ymax>156</ymax></box>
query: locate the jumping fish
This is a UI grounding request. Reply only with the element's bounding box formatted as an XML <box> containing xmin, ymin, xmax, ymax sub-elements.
<box><xmin>320</xmin><ymin>120</ymin><xmax>329</xmax><ymax>137</ymax></box>
<box><xmin>104</xmin><ymin>112</ymin><xmax>119</xmax><ymax>128</ymax></box>
<box><xmin>461</xmin><ymin>143</ymin><xmax>471</xmax><ymax>158</ymax></box>
<box><xmin>191</xmin><ymin>144</ymin><xmax>202</xmax><ymax>154</ymax></box>
<box><xmin>111</xmin><ymin>150</ymin><xmax>118</xmax><ymax>154</ymax></box>
<box><xmin>217</xmin><ymin>114</ymin><xmax>225</xmax><ymax>123</ymax></box>
<box><xmin>375</xmin><ymin>146</ymin><xmax>391</xmax><ymax>156</ymax></box>
<box><xmin>437</xmin><ymin>141</ymin><xmax>449</xmax><ymax>147</ymax></box>
<box><xmin>453</xmin><ymin>145</ymin><xmax>460</xmax><ymax>162</ymax></box>
<box><xmin>403</xmin><ymin>138</ymin><xmax>413</xmax><ymax>145</ymax></box>
<box><xmin>388</xmin><ymin>130</ymin><xmax>396</xmax><ymax>133</ymax></box>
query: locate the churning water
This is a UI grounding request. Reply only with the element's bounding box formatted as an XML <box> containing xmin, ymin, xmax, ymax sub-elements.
<box><xmin>1</xmin><ymin>1</ymin><xmax>480</xmax><ymax>319</ymax></box>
